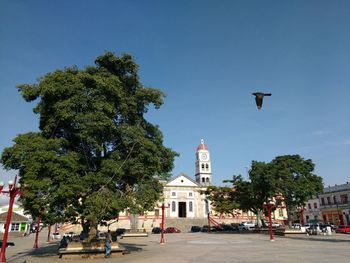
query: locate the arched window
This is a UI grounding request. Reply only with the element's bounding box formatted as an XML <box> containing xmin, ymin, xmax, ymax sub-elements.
<box><xmin>206</xmin><ymin>177</ymin><xmax>209</xmax><ymax>182</ymax></box>
<box><xmin>189</xmin><ymin>201</ymin><xmax>193</xmax><ymax>212</ymax></box>
<box><xmin>206</xmin><ymin>164</ymin><xmax>209</xmax><ymax>170</ymax></box>
<box><xmin>202</xmin><ymin>178</ymin><xmax>205</xmax><ymax>183</ymax></box>
<box><xmin>172</xmin><ymin>201</ymin><xmax>176</xmax><ymax>212</ymax></box>
<box><xmin>201</xmin><ymin>164</ymin><xmax>204</xmax><ymax>170</ymax></box>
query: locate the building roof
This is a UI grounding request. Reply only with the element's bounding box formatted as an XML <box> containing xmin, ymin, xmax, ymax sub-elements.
<box><xmin>323</xmin><ymin>182</ymin><xmax>350</xmax><ymax>193</ymax></box>
<box><xmin>0</xmin><ymin>212</ymin><xmax>29</xmax><ymax>222</ymax></box>
<box><xmin>196</xmin><ymin>138</ymin><xmax>208</xmax><ymax>151</ymax></box>
<box><xmin>166</xmin><ymin>173</ymin><xmax>201</xmax><ymax>187</ymax></box>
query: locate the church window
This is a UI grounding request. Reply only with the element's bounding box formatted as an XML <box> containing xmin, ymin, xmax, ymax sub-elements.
<box><xmin>172</xmin><ymin>201</ymin><xmax>176</xmax><ymax>212</ymax></box>
<box><xmin>189</xmin><ymin>201</ymin><xmax>193</xmax><ymax>212</ymax></box>
<box><xmin>202</xmin><ymin>178</ymin><xmax>205</xmax><ymax>183</ymax></box>
<box><xmin>206</xmin><ymin>164</ymin><xmax>209</xmax><ymax>171</ymax></box>
<box><xmin>189</xmin><ymin>192</ymin><xmax>193</xmax><ymax>197</ymax></box>
<box><xmin>171</xmin><ymin>192</ymin><xmax>176</xmax><ymax>197</ymax></box>
<box><xmin>201</xmin><ymin>164</ymin><xmax>204</xmax><ymax>170</ymax></box>
<box><xmin>278</xmin><ymin>209</ymin><xmax>283</xmax><ymax>217</ymax></box>
<box><xmin>206</xmin><ymin>177</ymin><xmax>209</xmax><ymax>182</ymax></box>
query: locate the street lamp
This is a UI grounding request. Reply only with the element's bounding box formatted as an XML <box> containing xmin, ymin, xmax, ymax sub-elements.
<box><xmin>157</xmin><ymin>203</ymin><xmax>169</xmax><ymax>245</ymax></box>
<box><xmin>0</xmin><ymin>175</ymin><xmax>21</xmax><ymax>263</ymax></box>
<box><xmin>263</xmin><ymin>199</ymin><xmax>276</xmax><ymax>242</ymax></box>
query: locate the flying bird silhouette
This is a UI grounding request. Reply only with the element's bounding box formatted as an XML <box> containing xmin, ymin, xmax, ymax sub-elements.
<box><xmin>252</xmin><ymin>92</ymin><xmax>272</xmax><ymax>109</ymax></box>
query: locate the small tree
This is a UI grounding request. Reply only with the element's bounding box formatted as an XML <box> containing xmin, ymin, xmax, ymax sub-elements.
<box><xmin>1</xmin><ymin>52</ymin><xmax>177</xmax><ymax>240</ymax></box>
<box><xmin>202</xmin><ymin>186</ymin><xmax>239</xmax><ymax>217</ymax></box>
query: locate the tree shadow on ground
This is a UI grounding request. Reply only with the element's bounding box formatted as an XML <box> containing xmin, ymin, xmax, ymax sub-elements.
<box><xmin>285</xmin><ymin>236</ymin><xmax>350</xmax><ymax>243</ymax></box>
<box><xmin>8</xmin><ymin>243</ymin><xmax>59</xmax><ymax>263</ymax></box>
<box><xmin>119</xmin><ymin>242</ymin><xmax>147</xmax><ymax>253</ymax></box>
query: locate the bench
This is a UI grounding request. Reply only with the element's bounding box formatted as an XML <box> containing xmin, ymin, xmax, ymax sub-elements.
<box><xmin>58</xmin><ymin>241</ymin><xmax>126</xmax><ymax>259</ymax></box>
<box><xmin>275</xmin><ymin>230</ymin><xmax>308</xmax><ymax>237</ymax></box>
<box><xmin>120</xmin><ymin>232</ymin><xmax>148</xmax><ymax>239</ymax></box>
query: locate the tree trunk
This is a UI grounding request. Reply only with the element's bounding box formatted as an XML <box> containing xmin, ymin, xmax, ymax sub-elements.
<box><xmin>88</xmin><ymin>220</ymin><xmax>98</xmax><ymax>243</ymax></box>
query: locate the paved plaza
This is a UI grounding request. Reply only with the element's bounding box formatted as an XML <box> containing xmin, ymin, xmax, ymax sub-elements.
<box><xmin>4</xmin><ymin>230</ymin><xmax>350</xmax><ymax>263</ymax></box>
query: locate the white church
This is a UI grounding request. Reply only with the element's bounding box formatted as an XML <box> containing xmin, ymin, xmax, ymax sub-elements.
<box><xmin>162</xmin><ymin>139</ymin><xmax>212</xmax><ymax>219</ymax></box>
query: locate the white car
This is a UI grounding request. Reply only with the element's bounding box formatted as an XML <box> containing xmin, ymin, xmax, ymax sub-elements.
<box><xmin>241</xmin><ymin>221</ymin><xmax>255</xmax><ymax>229</ymax></box>
<box><xmin>52</xmin><ymin>232</ymin><xmax>61</xmax><ymax>239</ymax></box>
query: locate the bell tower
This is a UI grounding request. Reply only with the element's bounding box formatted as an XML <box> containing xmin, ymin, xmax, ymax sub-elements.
<box><xmin>195</xmin><ymin>139</ymin><xmax>212</xmax><ymax>186</ymax></box>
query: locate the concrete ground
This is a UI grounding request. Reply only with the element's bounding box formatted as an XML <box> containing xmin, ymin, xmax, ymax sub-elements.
<box><xmin>4</xmin><ymin>229</ymin><xmax>350</xmax><ymax>263</ymax></box>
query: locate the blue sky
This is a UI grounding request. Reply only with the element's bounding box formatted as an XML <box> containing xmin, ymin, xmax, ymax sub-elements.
<box><xmin>1</xmin><ymin>0</ymin><xmax>350</xmax><ymax>189</ymax></box>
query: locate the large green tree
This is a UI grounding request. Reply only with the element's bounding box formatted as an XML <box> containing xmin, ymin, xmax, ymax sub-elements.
<box><xmin>1</xmin><ymin>52</ymin><xmax>177</xmax><ymax>239</ymax></box>
<box><xmin>270</xmin><ymin>155</ymin><xmax>323</xmax><ymax>225</ymax></box>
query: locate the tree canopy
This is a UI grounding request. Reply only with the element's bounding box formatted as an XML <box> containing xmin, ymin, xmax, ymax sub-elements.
<box><xmin>1</xmin><ymin>52</ymin><xmax>177</xmax><ymax>237</ymax></box>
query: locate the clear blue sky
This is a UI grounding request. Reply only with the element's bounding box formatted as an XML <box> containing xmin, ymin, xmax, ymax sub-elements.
<box><xmin>1</xmin><ymin>0</ymin><xmax>350</xmax><ymax>188</ymax></box>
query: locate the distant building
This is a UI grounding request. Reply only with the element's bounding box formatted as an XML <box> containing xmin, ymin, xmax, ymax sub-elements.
<box><xmin>304</xmin><ymin>197</ymin><xmax>321</xmax><ymax>224</ymax></box>
<box><xmin>319</xmin><ymin>182</ymin><xmax>350</xmax><ymax>225</ymax></box>
<box><xmin>0</xmin><ymin>203</ymin><xmax>31</xmax><ymax>233</ymax></box>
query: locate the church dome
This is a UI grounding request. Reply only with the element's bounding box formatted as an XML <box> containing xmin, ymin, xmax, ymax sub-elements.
<box><xmin>196</xmin><ymin>139</ymin><xmax>208</xmax><ymax>151</ymax></box>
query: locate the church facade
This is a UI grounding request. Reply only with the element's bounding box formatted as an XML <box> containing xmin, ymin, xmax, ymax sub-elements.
<box><xmin>162</xmin><ymin>139</ymin><xmax>211</xmax><ymax>219</ymax></box>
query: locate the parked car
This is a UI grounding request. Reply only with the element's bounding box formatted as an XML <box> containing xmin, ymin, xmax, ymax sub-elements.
<box><xmin>191</xmin><ymin>226</ymin><xmax>202</xmax><ymax>232</ymax></box>
<box><xmin>152</xmin><ymin>227</ymin><xmax>163</xmax><ymax>234</ymax></box>
<box><xmin>292</xmin><ymin>223</ymin><xmax>301</xmax><ymax>229</ymax></box>
<box><xmin>201</xmin><ymin>225</ymin><xmax>218</xmax><ymax>232</ymax></box>
<box><xmin>241</xmin><ymin>221</ymin><xmax>255</xmax><ymax>229</ymax></box>
<box><xmin>220</xmin><ymin>224</ymin><xmax>235</xmax><ymax>231</ymax></box>
<box><xmin>264</xmin><ymin>221</ymin><xmax>281</xmax><ymax>228</ymax></box>
<box><xmin>335</xmin><ymin>225</ymin><xmax>350</xmax><ymax>234</ymax></box>
<box><xmin>64</xmin><ymin>231</ymin><xmax>77</xmax><ymax>238</ymax></box>
<box><xmin>115</xmin><ymin>228</ymin><xmax>126</xmax><ymax>236</ymax></box>
<box><xmin>231</xmin><ymin>223</ymin><xmax>248</xmax><ymax>231</ymax></box>
<box><xmin>52</xmin><ymin>232</ymin><xmax>61</xmax><ymax>239</ymax></box>
<box><xmin>165</xmin><ymin>227</ymin><xmax>181</xmax><ymax>233</ymax></box>
<box><xmin>0</xmin><ymin>240</ymin><xmax>15</xmax><ymax>247</ymax></box>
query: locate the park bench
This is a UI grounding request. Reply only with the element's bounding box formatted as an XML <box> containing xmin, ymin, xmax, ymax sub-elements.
<box><xmin>58</xmin><ymin>241</ymin><xmax>126</xmax><ymax>259</ymax></box>
<box><xmin>120</xmin><ymin>232</ymin><xmax>148</xmax><ymax>239</ymax></box>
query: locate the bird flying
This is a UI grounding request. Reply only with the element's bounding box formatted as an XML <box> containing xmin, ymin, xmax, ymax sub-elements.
<box><xmin>252</xmin><ymin>92</ymin><xmax>272</xmax><ymax>110</ymax></box>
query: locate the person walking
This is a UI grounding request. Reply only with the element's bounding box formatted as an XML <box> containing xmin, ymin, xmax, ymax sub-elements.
<box><xmin>105</xmin><ymin>230</ymin><xmax>112</xmax><ymax>258</ymax></box>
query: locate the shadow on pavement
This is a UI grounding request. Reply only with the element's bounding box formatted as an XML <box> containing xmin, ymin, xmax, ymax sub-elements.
<box><xmin>120</xmin><ymin>242</ymin><xmax>147</xmax><ymax>253</ymax></box>
<box><xmin>285</xmin><ymin>236</ymin><xmax>350</xmax><ymax>243</ymax></box>
<box><xmin>7</xmin><ymin>243</ymin><xmax>59</xmax><ymax>263</ymax></box>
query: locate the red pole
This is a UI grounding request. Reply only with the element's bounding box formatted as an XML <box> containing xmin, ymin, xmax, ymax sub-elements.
<box><xmin>33</xmin><ymin>211</ymin><xmax>41</xmax><ymax>248</ymax></box>
<box><xmin>0</xmin><ymin>176</ymin><xmax>20</xmax><ymax>263</ymax></box>
<box><xmin>46</xmin><ymin>224</ymin><xmax>51</xmax><ymax>243</ymax></box>
<box><xmin>267</xmin><ymin>205</ymin><xmax>274</xmax><ymax>241</ymax></box>
<box><xmin>160</xmin><ymin>204</ymin><xmax>165</xmax><ymax>244</ymax></box>
<box><xmin>207</xmin><ymin>213</ymin><xmax>211</xmax><ymax>233</ymax></box>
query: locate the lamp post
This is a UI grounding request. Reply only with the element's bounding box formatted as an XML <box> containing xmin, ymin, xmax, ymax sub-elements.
<box><xmin>157</xmin><ymin>203</ymin><xmax>169</xmax><ymax>245</ymax></box>
<box><xmin>263</xmin><ymin>199</ymin><xmax>276</xmax><ymax>242</ymax></box>
<box><xmin>0</xmin><ymin>176</ymin><xmax>21</xmax><ymax>263</ymax></box>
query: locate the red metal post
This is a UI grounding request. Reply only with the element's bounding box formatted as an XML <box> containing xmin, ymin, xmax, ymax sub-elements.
<box><xmin>0</xmin><ymin>176</ymin><xmax>20</xmax><ymax>263</ymax></box>
<box><xmin>267</xmin><ymin>205</ymin><xmax>274</xmax><ymax>241</ymax></box>
<box><xmin>160</xmin><ymin>204</ymin><xmax>165</xmax><ymax>244</ymax></box>
<box><xmin>157</xmin><ymin>203</ymin><xmax>169</xmax><ymax>245</ymax></box>
<box><xmin>207</xmin><ymin>213</ymin><xmax>211</xmax><ymax>233</ymax></box>
<box><xmin>33</xmin><ymin>211</ymin><xmax>41</xmax><ymax>248</ymax></box>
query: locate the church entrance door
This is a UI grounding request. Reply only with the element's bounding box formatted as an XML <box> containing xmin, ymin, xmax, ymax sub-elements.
<box><xmin>178</xmin><ymin>202</ymin><xmax>186</xmax><ymax>218</ymax></box>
